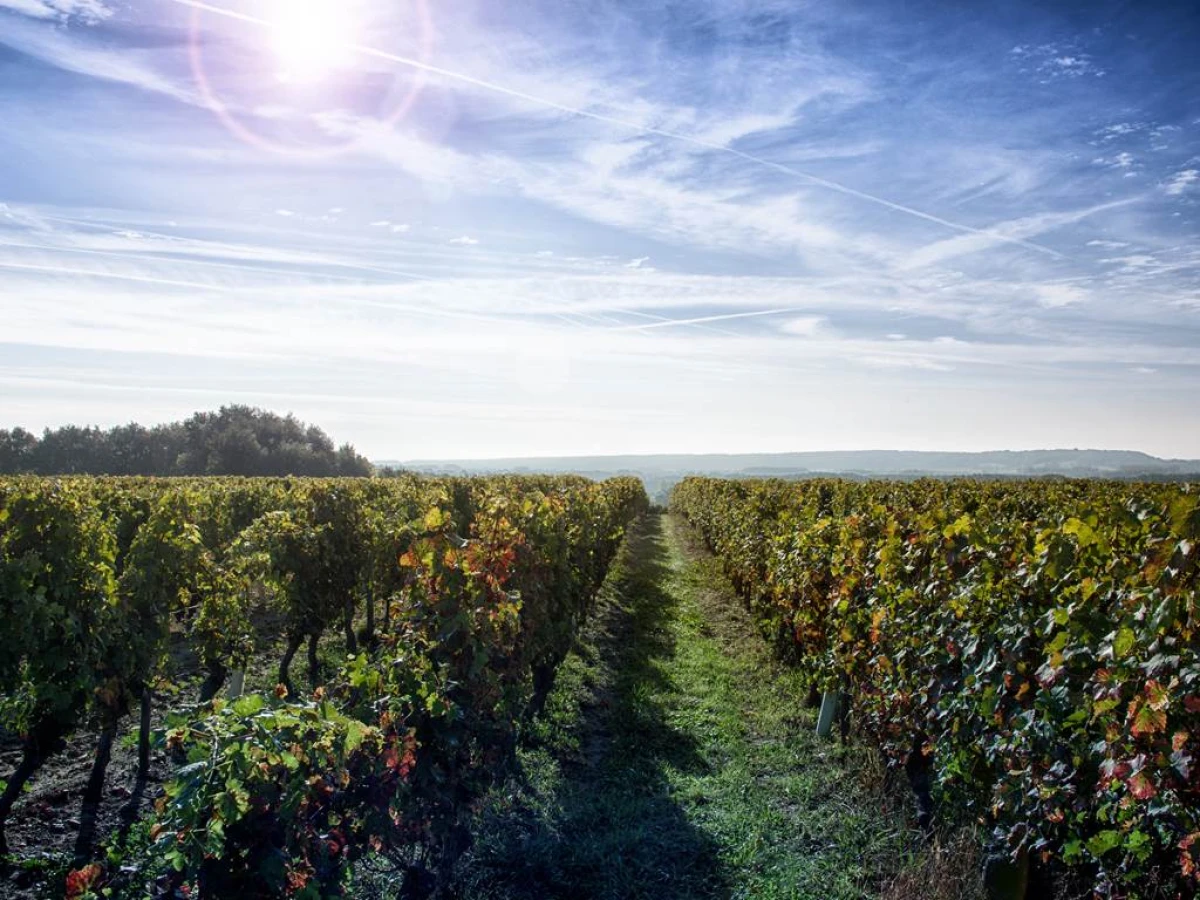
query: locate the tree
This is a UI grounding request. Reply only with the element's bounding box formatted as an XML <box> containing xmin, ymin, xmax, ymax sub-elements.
<box><xmin>0</xmin><ymin>408</ymin><xmax>374</xmax><ymax>477</ymax></box>
<box><xmin>0</xmin><ymin>428</ymin><xmax>38</xmax><ymax>474</ymax></box>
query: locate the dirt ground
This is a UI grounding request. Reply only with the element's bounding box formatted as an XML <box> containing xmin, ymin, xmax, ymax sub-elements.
<box><xmin>0</xmin><ymin>609</ymin><xmax>348</xmax><ymax>899</ymax></box>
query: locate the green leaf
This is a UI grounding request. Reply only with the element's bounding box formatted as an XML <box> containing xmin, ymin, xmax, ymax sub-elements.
<box><xmin>1063</xmin><ymin>839</ymin><xmax>1083</xmax><ymax>863</ymax></box>
<box><xmin>1092</xmin><ymin>697</ymin><xmax>1119</xmax><ymax>719</ymax></box>
<box><xmin>1113</xmin><ymin>626</ymin><xmax>1136</xmax><ymax>660</ymax></box>
<box><xmin>943</xmin><ymin>515</ymin><xmax>972</xmax><ymax>539</ymax></box>
<box><xmin>1126</xmin><ymin>829</ymin><xmax>1152</xmax><ymax>861</ymax></box>
<box><xmin>1169</xmin><ymin>495</ymin><xmax>1200</xmax><ymax>538</ymax></box>
<box><xmin>232</xmin><ymin>694</ymin><xmax>265</xmax><ymax>717</ymax></box>
<box><xmin>1063</xmin><ymin>708</ymin><xmax>1088</xmax><ymax>727</ymax></box>
<box><xmin>1063</xmin><ymin>517</ymin><xmax>1099</xmax><ymax>547</ymax></box>
<box><xmin>344</xmin><ymin>719</ymin><xmax>368</xmax><ymax>753</ymax></box>
<box><xmin>1086</xmin><ymin>830</ymin><xmax>1122</xmax><ymax>858</ymax></box>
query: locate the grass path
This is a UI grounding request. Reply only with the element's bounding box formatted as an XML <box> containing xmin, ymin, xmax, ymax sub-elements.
<box><xmin>459</xmin><ymin>513</ymin><xmax>920</xmax><ymax>900</ymax></box>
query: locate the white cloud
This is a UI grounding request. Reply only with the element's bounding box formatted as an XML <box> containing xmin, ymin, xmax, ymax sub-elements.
<box><xmin>1051</xmin><ymin>56</ymin><xmax>1096</xmax><ymax>76</ymax></box>
<box><xmin>1034</xmin><ymin>284</ymin><xmax>1088</xmax><ymax>308</ymax></box>
<box><xmin>275</xmin><ymin>209</ymin><xmax>296</xmax><ymax>217</ymax></box>
<box><xmin>900</xmin><ymin>200</ymin><xmax>1131</xmax><ymax>270</ymax></box>
<box><xmin>0</xmin><ymin>0</ymin><xmax>110</xmax><ymax>21</ymax></box>
<box><xmin>1164</xmin><ymin>169</ymin><xmax>1198</xmax><ymax>196</ymax></box>
<box><xmin>4</xmin><ymin>214</ymin><xmax>1199</xmax><ymax>466</ymax></box>
<box><xmin>1092</xmin><ymin>152</ymin><xmax>1136</xmax><ymax>169</ymax></box>
<box><xmin>857</xmin><ymin>353</ymin><xmax>954</xmax><ymax>372</ymax></box>
<box><xmin>1012</xmin><ymin>44</ymin><xmax>1104</xmax><ymax>79</ymax></box>
<box><xmin>0</xmin><ymin>202</ymin><xmax>54</xmax><ymax>231</ymax></box>
<box><xmin>1150</xmin><ymin>126</ymin><xmax>1181</xmax><ymax>150</ymax></box>
<box><xmin>1102</xmin><ymin>254</ymin><xmax>1158</xmax><ymax>270</ymax></box>
<box><xmin>1095</xmin><ymin>122</ymin><xmax>1144</xmax><ymax>141</ymax></box>
<box><xmin>2</xmin><ymin>1</ymin><xmax>1199</xmax><ymax>460</ymax></box>
<box><xmin>371</xmin><ymin>220</ymin><xmax>410</xmax><ymax>234</ymax></box>
<box><xmin>0</xmin><ymin>15</ymin><xmax>198</xmax><ymax>104</ymax></box>
<box><xmin>780</xmin><ymin>316</ymin><xmax>826</xmax><ymax>337</ymax></box>
<box><xmin>316</xmin><ymin>112</ymin><xmax>867</xmax><ymax>265</ymax></box>
<box><xmin>697</xmin><ymin>109</ymin><xmax>798</xmax><ymax>148</ymax></box>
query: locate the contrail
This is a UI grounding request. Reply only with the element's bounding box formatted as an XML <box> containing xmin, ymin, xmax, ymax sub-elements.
<box><xmin>37</xmin><ymin>213</ymin><xmax>439</xmax><ymax>284</ymax></box>
<box><xmin>167</xmin><ymin>0</ymin><xmax>1063</xmax><ymax>259</ymax></box>
<box><xmin>607</xmin><ymin>307</ymin><xmax>806</xmax><ymax>331</ymax></box>
<box><xmin>0</xmin><ymin>239</ymin><xmax>397</xmax><ymax>285</ymax></box>
<box><xmin>0</xmin><ymin>260</ymin><xmax>236</xmax><ymax>292</ymax></box>
<box><xmin>611</xmin><ymin>308</ymin><xmax>742</xmax><ymax>337</ymax></box>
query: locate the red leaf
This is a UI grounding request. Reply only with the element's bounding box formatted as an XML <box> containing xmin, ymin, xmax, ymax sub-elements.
<box><xmin>1128</xmin><ymin>770</ymin><xmax>1157</xmax><ymax>801</ymax></box>
<box><xmin>65</xmin><ymin>864</ymin><xmax>103</xmax><ymax>900</ymax></box>
<box><xmin>1145</xmin><ymin>679</ymin><xmax>1170</xmax><ymax>712</ymax></box>
<box><xmin>1130</xmin><ymin>698</ymin><xmax>1167</xmax><ymax>737</ymax></box>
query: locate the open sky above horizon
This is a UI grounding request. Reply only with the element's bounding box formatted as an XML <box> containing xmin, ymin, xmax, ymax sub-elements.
<box><xmin>1</xmin><ymin>0</ymin><xmax>1198</xmax><ymax>460</ymax></box>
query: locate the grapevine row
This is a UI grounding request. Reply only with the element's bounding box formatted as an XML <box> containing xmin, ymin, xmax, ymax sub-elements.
<box><xmin>671</xmin><ymin>477</ymin><xmax>1198</xmax><ymax>897</ymax></box>
<box><xmin>0</xmin><ymin>474</ymin><xmax>647</xmax><ymax>897</ymax></box>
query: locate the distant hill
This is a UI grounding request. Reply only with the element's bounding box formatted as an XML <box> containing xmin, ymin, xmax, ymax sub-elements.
<box><xmin>379</xmin><ymin>449</ymin><xmax>1200</xmax><ymax>503</ymax></box>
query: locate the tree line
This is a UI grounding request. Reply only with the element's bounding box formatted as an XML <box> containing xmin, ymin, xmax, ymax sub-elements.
<box><xmin>0</xmin><ymin>406</ymin><xmax>373</xmax><ymax>477</ymax></box>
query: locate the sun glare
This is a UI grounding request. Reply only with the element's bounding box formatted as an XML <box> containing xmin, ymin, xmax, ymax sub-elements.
<box><xmin>269</xmin><ymin>0</ymin><xmax>356</xmax><ymax>84</ymax></box>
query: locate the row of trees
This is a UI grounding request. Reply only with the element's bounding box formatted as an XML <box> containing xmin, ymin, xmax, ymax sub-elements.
<box><xmin>0</xmin><ymin>406</ymin><xmax>373</xmax><ymax>477</ymax></box>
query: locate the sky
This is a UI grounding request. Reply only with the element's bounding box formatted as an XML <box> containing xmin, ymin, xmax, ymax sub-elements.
<box><xmin>0</xmin><ymin>0</ymin><xmax>1198</xmax><ymax>460</ymax></box>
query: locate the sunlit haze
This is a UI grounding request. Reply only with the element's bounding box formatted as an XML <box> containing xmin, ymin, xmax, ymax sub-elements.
<box><xmin>1</xmin><ymin>0</ymin><xmax>1197</xmax><ymax>460</ymax></box>
<box><xmin>268</xmin><ymin>0</ymin><xmax>357</xmax><ymax>85</ymax></box>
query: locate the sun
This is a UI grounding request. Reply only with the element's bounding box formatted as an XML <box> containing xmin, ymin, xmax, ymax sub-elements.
<box><xmin>268</xmin><ymin>0</ymin><xmax>357</xmax><ymax>84</ymax></box>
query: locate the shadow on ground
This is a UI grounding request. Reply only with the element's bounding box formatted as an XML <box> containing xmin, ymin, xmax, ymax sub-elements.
<box><xmin>457</xmin><ymin>515</ymin><xmax>732</xmax><ymax>900</ymax></box>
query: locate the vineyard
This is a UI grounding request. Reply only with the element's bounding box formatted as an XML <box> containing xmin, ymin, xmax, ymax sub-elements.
<box><xmin>3</xmin><ymin>473</ymin><xmax>1198</xmax><ymax>899</ymax></box>
<box><xmin>672</xmin><ymin>477</ymin><xmax>1199</xmax><ymax>898</ymax></box>
<box><xmin>0</xmin><ymin>474</ymin><xmax>647</xmax><ymax>898</ymax></box>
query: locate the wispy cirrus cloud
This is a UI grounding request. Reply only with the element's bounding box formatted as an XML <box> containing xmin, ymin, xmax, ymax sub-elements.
<box><xmin>1</xmin><ymin>0</ymin><xmax>1197</xmax><ymax>457</ymax></box>
<box><xmin>898</xmin><ymin>200</ymin><xmax>1137</xmax><ymax>270</ymax></box>
<box><xmin>1010</xmin><ymin>43</ymin><xmax>1106</xmax><ymax>79</ymax></box>
<box><xmin>0</xmin><ymin>13</ymin><xmax>198</xmax><ymax>104</ymax></box>
<box><xmin>0</xmin><ymin>0</ymin><xmax>110</xmax><ymax>21</ymax></box>
<box><xmin>1093</xmin><ymin>151</ymin><xmax>1137</xmax><ymax>171</ymax></box>
<box><xmin>1164</xmin><ymin>169</ymin><xmax>1198</xmax><ymax>196</ymax></box>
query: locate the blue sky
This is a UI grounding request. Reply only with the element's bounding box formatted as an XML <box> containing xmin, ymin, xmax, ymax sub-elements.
<box><xmin>1</xmin><ymin>0</ymin><xmax>1198</xmax><ymax>459</ymax></box>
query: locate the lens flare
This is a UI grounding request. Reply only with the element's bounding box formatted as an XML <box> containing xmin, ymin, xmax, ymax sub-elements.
<box><xmin>269</xmin><ymin>0</ymin><xmax>353</xmax><ymax>84</ymax></box>
<box><xmin>188</xmin><ymin>1</ymin><xmax>433</xmax><ymax>159</ymax></box>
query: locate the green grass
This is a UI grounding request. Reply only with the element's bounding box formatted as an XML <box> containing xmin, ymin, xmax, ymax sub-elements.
<box><xmin>458</xmin><ymin>514</ymin><xmax>922</xmax><ymax>900</ymax></box>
